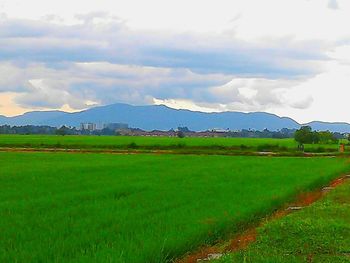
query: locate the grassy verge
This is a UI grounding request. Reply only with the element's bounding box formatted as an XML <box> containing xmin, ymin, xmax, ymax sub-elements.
<box><xmin>0</xmin><ymin>135</ymin><xmax>345</xmax><ymax>153</ymax></box>
<box><xmin>217</xmin><ymin>179</ymin><xmax>350</xmax><ymax>262</ymax></box>
<box><xmin>0</xmin><ymin>153</ymin><xmax>349</xmax><ymax>262</ymax></box>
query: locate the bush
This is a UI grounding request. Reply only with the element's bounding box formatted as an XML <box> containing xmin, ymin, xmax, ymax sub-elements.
<box><xmin>127</xmin><ymin>142</ymin><xmax>138</xmax><ymax>149</ymax></box>
<box><xmin>240</xmin><ymin>144</ymin><xmax>248</xmax><ymax>150</ymax></box>
<box><xmin>177</xmin><ymin>131</ymin><xmax>185</xmax><ymax>138</ymax></box>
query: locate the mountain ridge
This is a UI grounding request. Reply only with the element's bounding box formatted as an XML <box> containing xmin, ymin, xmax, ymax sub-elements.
<box><xmin>0</xmin><ymin>103</ymin><xmax>349</xmax><ymax>132</ymax></box>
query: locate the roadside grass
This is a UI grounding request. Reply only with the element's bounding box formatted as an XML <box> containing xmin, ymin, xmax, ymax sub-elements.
<box><xmin>216</xmin><ymin>180</ymin><xmax>350</xmax><ymax>263</ymax></box>
<box><xmin>0</xmin><ymin>135</ymin><xmax>345</xmax><ymax>153</ymax></box>
<box><xmin>0</xmin><ymin>153</ymin><xmax>349</xmax><ymax>262</ymax></box>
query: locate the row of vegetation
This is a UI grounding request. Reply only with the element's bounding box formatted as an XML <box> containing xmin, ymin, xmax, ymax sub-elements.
<box><xmin>0</xmin><ymin>134</ymin><xmax>346</xmax><ymax>153</ymax></box>
<box><xmin>0</xmin><ymin>125</ymin><xmax>117</xmax><ymax>136</ymax></box>
<box><xmin>1</xmin><ymin>152</ymin><xmax>349</xmax><ymax>262</ymax></box>
<box><xmin>0</xmin><ymin>124</ymin><xmax>348</xmax><ymax>154</ymax></box>
<box><xmin>0</xmin><ymin>125</ymin><xmax>299</xmax><ymax>138</ymax></box>
<box><xmin>1</xmin><ymin>125</ymin><xmax>347</xmax><ymax>141</ymax></box>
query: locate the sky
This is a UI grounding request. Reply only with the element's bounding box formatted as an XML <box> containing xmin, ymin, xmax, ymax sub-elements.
<box><xmin>0</xmin><ymin>0</ymin><xmax>350</xmax><ymax>123</ymax></box>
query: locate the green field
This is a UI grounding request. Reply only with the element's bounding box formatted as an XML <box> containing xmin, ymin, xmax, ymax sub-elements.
<box><xmin>0</xmin><ymin>152</ymin><xmax>349</xmax><ymax>262</ymax></box>
<box><xmin>0</xmin><ymin>135</ymin><xmax>345</xmax><ymax>153</ymax></box>
<box><xmin>217</xmin><ymin>180</ymin><xmax>350</xmax><ymax>262</ymax></box>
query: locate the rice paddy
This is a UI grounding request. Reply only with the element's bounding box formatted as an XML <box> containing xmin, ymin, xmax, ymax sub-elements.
<box><xmin>0</xmin><ymin>152</ymin><xmax>349</xmax><ymax>262</ymax></box>
<box><xmin>0</xmin><ymin>135</ymin><xmax>345</xmax><ymax>153</ymax></box>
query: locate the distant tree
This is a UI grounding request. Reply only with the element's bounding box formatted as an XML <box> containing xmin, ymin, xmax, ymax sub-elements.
<box><xmin>294</xmin><ymin>126</ymin><xmax>315</xmax><ymax>150</ymax></box>
<box><xmin>318</xmin><ymin>131</ymin><xmax>338</xmax><ymax>144</ymax></box>
<box><xmin>312</xmin><ymin>131</ymin><xmax>320</xmax><ymax>144</ymax></box>
<box><xmin>293</xmin><ymin>126</ymin><xmax>339</xmax><ymax>151</ymax></box>
<box><xmin>177</xmin><ymin>130</ymin><xmax>185</xmax><ymax>138</ymax></box>
<box><xmin>55</xmin><ymin>126</ymin><xmax>69</xmax><ymax>136</ymax></box>
<box><xmin>100</xmin><ymin>128</ymin><xmax>116</xmax><ymax>136</ymax></box>
<box><xmin>177</xmin><ymin>126</ymin><xmax>190</xmax><ymax>132</ymax></box>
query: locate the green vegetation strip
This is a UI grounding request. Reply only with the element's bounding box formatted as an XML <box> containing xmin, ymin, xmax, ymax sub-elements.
<box><xmin>0</xmin><ymin>153</ymin><xmax>349</xmax><ymax>262</ymax></box>
<box><xmin>0</xmin><ymin>135</ymin><xmax>345</xmax><ymax>153</ymax></box>
<box><xmin>217</xmin><ymin>179</ymin><xmax>350</xmax><ymax>263</ymax></box>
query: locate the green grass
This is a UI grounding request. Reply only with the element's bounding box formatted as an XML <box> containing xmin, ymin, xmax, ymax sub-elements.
<box><xmin>0</xmin><ymin>152</ymin><xmax>349</xmax><ymax>262</ymax></box>
<box><xmin>0</xmin><ymin>134</ymin><xmax>298</xmax><ymax>148</ymax></box>
<box><xmin>0</xmin><ymin>135</ymin><xmax>344</xmax><ymax>153</ymax></box>
<box><xmin>217</xmin><ymin>180</ymin><xmax>350</xmax><ymax>263</ymax></box>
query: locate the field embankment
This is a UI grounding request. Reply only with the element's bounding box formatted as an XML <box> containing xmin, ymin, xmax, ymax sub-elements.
<box><xmin>0</xmin><ymin>152</ymin><xmax>349</xmax><ymax>262</ymax></box>
<box><xmin>216</xmin><ymin>177</ymin><xmax>350</xmax><ymax>262</ymax></box>
<box><xmin>0</xmin><ymin>135</ymin><xmax>346</xmax><ymax>154</ymax></box>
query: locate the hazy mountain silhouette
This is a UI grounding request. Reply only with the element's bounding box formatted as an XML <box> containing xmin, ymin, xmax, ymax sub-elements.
<box><xmin>305</xmin><ymin>121</ymin><xmax>350</xmax><ymax>133</ymax></box>
<box><xmin>0</xmin><ymin>103</ymin><xmax>349</xmax><ymax>132</ymax></box>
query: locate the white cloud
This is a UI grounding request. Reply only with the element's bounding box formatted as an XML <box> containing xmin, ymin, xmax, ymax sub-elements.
<box><xmin>0</xmin><ymin>61</ymin><xmax>232</xmax><ymax>110</ymax></box>
<box><xmin>153</xmin><ymin>98</ymin><xmax>222</xmax><ymax>113</ymax></box>
<box><xmin>328</xmin><ymin>0</ymin><xmax>339</xmax><ymax>10</ymax></box>
<box><xmin>0</xmin><ymin>0</ymin><xmax>350</xmax><ymax>123</ymax></box>
<box><xmin>208</xmin><ymin>78</ymin><xmax>308</xmax><ymax>110</ymax></box>
<box><xmin>150</xmin><ymin>63</ymin><xmax>350</xmax><ymax>124</ymax></box>
<box><xmin>16</xmin><ymin>79</ymin><xmax>91</xmax><ymax>109</ymax></box>
<box><xmin>327</xmin><ymin>45</ymin><xmax>350</xmax><ymax>64</ymax></box>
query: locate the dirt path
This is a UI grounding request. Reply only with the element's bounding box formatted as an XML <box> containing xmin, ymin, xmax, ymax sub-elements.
<box><xmin>176</xmin><ymin>174</ymin><xmax>350</xmax><ymax>263</ymax></box>
<box><xmin>0</xmin><ymin>147</ymin><xmax>163</xmax><ymax>155</ymax></box>
<box><xmin>0</xmin><ymin>146</ymin><xmax>342</xmax><ymax>157</ymax></box>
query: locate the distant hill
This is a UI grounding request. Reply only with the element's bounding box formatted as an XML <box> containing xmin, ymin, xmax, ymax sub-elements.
<box><xmin>0</xmin><ymin>103</ymin><xmax>349</xmax><ymax>132</ymax></box>
<box><xmin>306</xmin><ymin>121</ymin><xmax>350</xmax><ymax>133</ymax></box>
<box><xmin>2</xmin><ymin>111</ymin><xmax>67</xmax><ymax>126</ymax></box>
<box><xmin>0</xmin><ymin>115</ymin><xmax>7</xmax><ymax>122</ymax></box>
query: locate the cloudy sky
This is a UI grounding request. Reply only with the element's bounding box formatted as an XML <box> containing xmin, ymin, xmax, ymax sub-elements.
<box><xmin>0</xmin><ymin>0</ymin><xmax>349</xmax><ymax>123</ymax></box>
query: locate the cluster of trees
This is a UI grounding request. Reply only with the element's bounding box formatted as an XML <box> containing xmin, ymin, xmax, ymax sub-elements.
<box><xmin>294</xmin><ymin>126</ymin><xmax>339</xmax><ymax>149</ymax></box>
<box><xmin>227</xmin><ymin>128</ymin><xmax>296</xmax><ymax>139</ymax></box>
<box><xmin>0</xmin><ymin>125</ymin><xmax>119</xmax><ymax>136</ymax></box>
<box><xmin>0</xmin><ymin>125</ymin><xmax>58</xmax><ymax>135</ymax></box>
<box><xmin>175</xmin><ymin>127</ymin><xmax>298</xmax><ymax>139</ymax></box>
<box><xmin>56</xmin><ymin>126</ymin><xmax>121</xmax><ymax>136</ymax></box>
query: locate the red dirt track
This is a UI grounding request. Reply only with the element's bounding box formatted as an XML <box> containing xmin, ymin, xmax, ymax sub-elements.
<box><xmin>177</xmin><ymin>174</ymin><xmax>350</xmax><ymax>263</ymax></box>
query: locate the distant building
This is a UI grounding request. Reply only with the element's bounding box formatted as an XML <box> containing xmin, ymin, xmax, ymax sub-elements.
<box><xmin>116</xmin><ymin>128</ymin><xmax>232</xmax><ymax>138</ymax></box>
<box><xmin>211</xmin><ymin>128</ymin><xmax>230</xmax><ymax>133</ymax></box>
<box><xmin>103</xmin><ymin>123</ymin><xmax>129</xmax><ymax>131</ymax></box>
<box><xmin>80</xmin><ymin>123</ymin><xmax>97</xmax><ymax>131</ymax></box>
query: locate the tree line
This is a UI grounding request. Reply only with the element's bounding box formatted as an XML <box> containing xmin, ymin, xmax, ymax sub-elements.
<box><xmin>294</xmin><ymin>126</ymin><xmax>341</xmax><ymax>149</ymax></box>
<box><xmin>0</xmin><ymin>125</ymin><xmax>118</xmax><ymax>136</ymax></box>
<box><xmin>0</xmin><ymin>125</ymin><xmax>347</xmax><ymax>144</ymax></box>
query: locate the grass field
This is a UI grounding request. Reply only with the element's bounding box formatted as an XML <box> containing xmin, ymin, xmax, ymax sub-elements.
<box><xmin>0</xmin><ymin>152</ymin><xmax>349</xmax><ymax>262</ymax></box>
<box><xmin>0</xmin><ymin>135</ymin><xmax>345</xmax><ymax>153</ymax></box>
<box><xmin>217</xmin><ymin>180</ymin><xmax>350</xmax><ymax>262</ymax></box>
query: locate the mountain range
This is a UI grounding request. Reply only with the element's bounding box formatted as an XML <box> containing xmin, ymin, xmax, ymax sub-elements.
<box><xmin>0</xmin><ymin>103</ymin><xmax>349</xmax><ymax>133</ymax></box>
